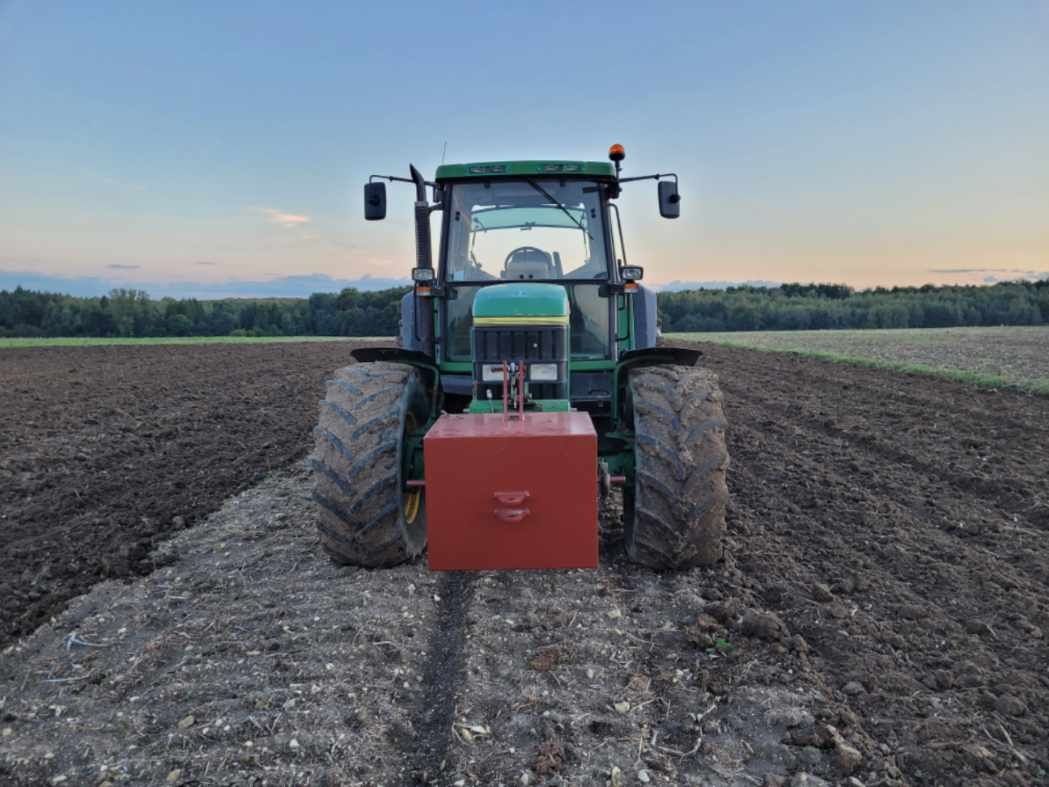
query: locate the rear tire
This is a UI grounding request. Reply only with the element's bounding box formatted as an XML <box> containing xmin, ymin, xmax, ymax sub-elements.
<box><xmin>310</xmin><ymin>362</ymin><xmax>429</xmax><ymax>567</ymax></box>
<box><xmin>624</xmin><ymin>365</ymin><xmax>729</xmax><ymax>569</ymax></box>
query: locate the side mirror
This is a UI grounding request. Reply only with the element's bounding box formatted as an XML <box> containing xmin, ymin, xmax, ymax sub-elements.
<box><xmin>364</xmin><ymin>182</ymin><xmax>387</xmax><ymax>221</ymax></box>
<box><xmin>658</xmin><ymin>180</ymin><xmax>680</xmax><ymax>219</ymax></box>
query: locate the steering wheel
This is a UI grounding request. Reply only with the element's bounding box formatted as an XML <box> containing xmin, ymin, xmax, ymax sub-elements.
<box><xmin>503</xmin><ymin>246</ymin><xmax>548</xmax><ymax>268</ymax></box>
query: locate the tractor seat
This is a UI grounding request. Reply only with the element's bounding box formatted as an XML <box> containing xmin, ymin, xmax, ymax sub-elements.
<box><xmin>504</xmin><ymin>248</ymin><xmax>554</xmax><ymax>280</ymax></box>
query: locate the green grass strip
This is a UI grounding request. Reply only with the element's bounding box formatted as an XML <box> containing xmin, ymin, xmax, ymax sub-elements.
<box><xmin>688</xmin><ymin>338</ymin><xmax>1049</xmax><ymax>397</ymax></box>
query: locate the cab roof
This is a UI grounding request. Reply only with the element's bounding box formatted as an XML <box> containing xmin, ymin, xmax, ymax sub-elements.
<box><xmin>435</xmin><ymin>160</ymin><xmax>616</xmax><ymax>181</ymax></box>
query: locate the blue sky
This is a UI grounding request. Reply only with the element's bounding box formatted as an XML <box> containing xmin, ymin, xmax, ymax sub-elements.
<box><xmin>1</xmin><ymin>1</ymin><xmax>1047</xmax><ymax>295</ymax></box>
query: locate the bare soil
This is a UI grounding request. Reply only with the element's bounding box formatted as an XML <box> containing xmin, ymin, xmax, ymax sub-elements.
<box><xmin>0</xmin><ymin>342</ymin><xmax>367</xmax><ymax>645</ymax></box>
<box><xmin>2</xmin><ymin>341</ymin><xmax>1048</xmax><ymax>785</ymax></box>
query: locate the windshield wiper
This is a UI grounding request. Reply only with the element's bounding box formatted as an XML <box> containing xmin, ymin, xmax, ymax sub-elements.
<box><xmin>524</xmin><ymin>179</ymin><xmax>593</xmax><ymax>241</ymax></box>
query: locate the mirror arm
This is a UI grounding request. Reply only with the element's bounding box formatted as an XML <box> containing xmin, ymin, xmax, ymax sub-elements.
<box><xmin>368</xmin><ymin>174</ymin><xmax>441</xmax><ymax>210</ymax></box>
<box><xmin>369</xmin><ymin>173</ymin><xmax>438</xmax><ymax>188</ymax></box>
<box><xmin>617</xmin><ymin>172</ymin><xmax>678</xmax><ymax>185</ymax></box>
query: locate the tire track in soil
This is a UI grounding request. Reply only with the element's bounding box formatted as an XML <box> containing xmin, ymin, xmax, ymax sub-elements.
<box><xmin>433</xmin><ymin>542</ymin><xmax>849</xmax><ymax>785</ymax></box>
<box><xmin>406</xmin><ymin>571</ymin><xmax>477</xmax><ymax>783</ymax></box>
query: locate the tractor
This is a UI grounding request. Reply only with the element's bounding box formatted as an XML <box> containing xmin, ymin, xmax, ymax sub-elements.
<box><xmin>310</xmin><ymin>145</ymin><xmax>728</xmax><ymax>571</ymax></box>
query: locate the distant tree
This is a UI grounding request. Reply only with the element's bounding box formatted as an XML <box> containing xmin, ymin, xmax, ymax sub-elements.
<box><xmin>2</xmin><ymin>281</ymin><xmax>1048</xmax><ymax>338</ymax></box>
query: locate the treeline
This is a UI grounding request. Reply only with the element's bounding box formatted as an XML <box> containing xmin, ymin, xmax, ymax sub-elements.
<box><xmin>659</xmin><ymin>281</ymin><xmax>1049</xmax><ymax>332</ymax></box>
<box><xmin>2</xmin><ymin>280</ymin><xmax>1048</xmax><ymax>338</ymax></box>
<box><xmin>0</xmin><ymin>287</ymin><xmax>409</xmax><ymax>338</ymax></box>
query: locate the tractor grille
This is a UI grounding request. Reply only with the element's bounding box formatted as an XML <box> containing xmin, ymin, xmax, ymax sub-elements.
<box><xmin>473</xmin><ymin>326</ymin><xmax>566</xmax><ymax>362</ymax></box>
<box><xmin>472</xmin><ymin>325</ymin><xmax>568</xmax><ymax>400</ymax></box>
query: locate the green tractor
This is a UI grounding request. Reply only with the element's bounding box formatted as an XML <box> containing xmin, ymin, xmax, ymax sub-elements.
<box><xmin>311</xmin><ymin>145</ymin><xmax>728</xmax><ymax>571</ymax></box>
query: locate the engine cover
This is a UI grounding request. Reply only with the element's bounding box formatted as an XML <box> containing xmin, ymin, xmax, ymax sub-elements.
<box><xmin>424</xmin><ymin>411</ymin><xmax>597</xmax><ymax>570</ymax></box>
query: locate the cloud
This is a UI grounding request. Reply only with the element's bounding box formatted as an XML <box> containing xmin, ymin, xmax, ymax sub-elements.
<box><xmin>981</xmin><ymin>272</ymin><xmax>1049</xmax><ymax>284</ymax></box>
<box><xmin>106</xmin><ymin>264</ymin><xmax>140</xmax><ymax>270</ymax></box>
<box><xmin>929</xmin><ymin>267</ymin><xmax>1048</xmax><ymax>275</ymax></box>
<box><xmin>262</xmin><ymin>208</ymin><xmax>311</xmax><ymax>227</ymax></box>
<box><xmin>195</xmin><ymin>260</ymin><xmax>218</xmax><ymax>266</ymax></box>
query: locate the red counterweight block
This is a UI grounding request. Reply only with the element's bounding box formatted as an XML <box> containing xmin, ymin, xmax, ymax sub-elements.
<box><xmin>424</xmin><ymin>411</ymin><xmax>598</xmax><ymax>570</ymax></box>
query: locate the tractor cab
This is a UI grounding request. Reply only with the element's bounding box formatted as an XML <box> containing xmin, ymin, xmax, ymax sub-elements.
<box><xmin>366</xmin><ymin>155</ymin><xmax>677</xmax><ymax>416</ymax></box>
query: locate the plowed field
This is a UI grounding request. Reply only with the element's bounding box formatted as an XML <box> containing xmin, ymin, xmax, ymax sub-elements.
<box><xmin>2</xmin><ymin>341</ymin><xmax>1047</xmax><ymax>785</ymax></box>
<box><xmin>0</xmin><ymin>342</ymin><xmax>366</xmax><ymax>644</ymax></box>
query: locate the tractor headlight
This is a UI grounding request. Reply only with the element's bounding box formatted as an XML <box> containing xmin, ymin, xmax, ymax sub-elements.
<box><xmin>481</xmin><ymin>364</ymin><xmax>504</xmax><ymax>382</ymax></box>
<box><xmin>529</xmin><ymin>363</ymin><xmax>559</xmax><ymax>382</ymax></box>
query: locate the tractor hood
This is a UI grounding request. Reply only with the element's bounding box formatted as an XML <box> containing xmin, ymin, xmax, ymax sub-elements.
<box><xmin>472</xmin><ymin>283</ymin><xmax>569</xmax><ymax>326</ymax></box>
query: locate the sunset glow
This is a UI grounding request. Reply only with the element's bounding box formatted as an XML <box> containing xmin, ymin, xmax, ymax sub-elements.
<box><xmin>1</xmin><ymin>2</ymin><xmax>1046</xmax><ymax>296</ymax></box>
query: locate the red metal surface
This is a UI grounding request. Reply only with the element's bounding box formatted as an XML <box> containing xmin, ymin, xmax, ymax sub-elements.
<box><xmin>424</xmin><ymin>411</ymin><xmax>598</xmax><ymax>570</ymax></box>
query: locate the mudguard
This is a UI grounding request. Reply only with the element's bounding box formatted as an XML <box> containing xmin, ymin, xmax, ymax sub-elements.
<box><xmin>350</xmin><ymin>347</ymin><xmax>440</xmax><ymax>386</ymax></box>
<box><xmin>613</xmin><ymin>346</ymin><xmax>703</xmax><ymax>421</ymax></box>
<box><xmin>617</xmin><ymin>346</ymin><xmax>702</xmax><ymax>372</ymax></box>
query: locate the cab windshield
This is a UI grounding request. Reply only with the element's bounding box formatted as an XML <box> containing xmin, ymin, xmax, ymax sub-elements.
<box><xmin>444</xmin><ymin>180</ymin><xmax>609</xmax><ymax>281</ymax></box>
<box><xmin>441</xmin><ymin>179</ymin><xmax>613</xmax><ymax>362</ymax></box>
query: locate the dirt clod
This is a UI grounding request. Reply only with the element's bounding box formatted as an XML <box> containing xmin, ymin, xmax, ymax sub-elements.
<box><xmin>812</xmin><ymin>583</ymin><xmax>834</xmax><ymax>602</ymax></box>
<box><xmin>533</xmin><ymin>739</ymin><xmax>564</xmax><ymax>775</ymax></box>
<box><xmin>528</xmin><ymin>648</ymin><xmax>561</xmax><ymax>672</ymax></box>
<box><xmin>741</xmin><ymin>609</ymin><xmax>786</xmax><ymax>641</ymax></box>
<box><xmin>994</xmin><ymin>694</ymin><xmax>1028</xmax><ymax>717</ymax></box>
<box><xmin>836</xmin><ymin>740</ymin><xmax>863</xmax><ymax>773</ymax></box>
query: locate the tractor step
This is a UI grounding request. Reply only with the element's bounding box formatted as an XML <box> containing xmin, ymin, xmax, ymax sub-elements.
<box><xmin>424</xmin><ymin>411</ymin><xmax>598</xmax><ymax>570</ymax></box>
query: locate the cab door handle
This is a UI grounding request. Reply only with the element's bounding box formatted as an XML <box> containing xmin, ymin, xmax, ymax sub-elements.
<box><xmin>493</xmin><ymin>507</ymin><xmax>530</xmax><ymax>523</ymax></box>
<box><xmin>493</xmin><ymin>490</ymin><xmax>530</xmax><ymax>505</ymax></box>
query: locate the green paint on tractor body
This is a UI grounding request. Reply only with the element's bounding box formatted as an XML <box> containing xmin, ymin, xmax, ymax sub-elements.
<box><xmin>435</xmin><ymin>160</ymin><xmax>616</xmax><ymax>181</ymax></box>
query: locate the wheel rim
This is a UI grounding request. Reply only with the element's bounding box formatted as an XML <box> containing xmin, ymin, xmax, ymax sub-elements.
<box><xmin>401</xmin><ymin>411</ymin><xmax>423</xmax><ymax>528</ymax></box>
<box><xmin>403</xmin><ymin>487</ymin><xmax>421</xmax><ymax>524</ymax></box>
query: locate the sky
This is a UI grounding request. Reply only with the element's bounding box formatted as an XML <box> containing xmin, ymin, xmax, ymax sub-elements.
<box><xmin>1</xmin><ymin>1</ymin><xmax>1047</xmax><ymax>295</ymax></box>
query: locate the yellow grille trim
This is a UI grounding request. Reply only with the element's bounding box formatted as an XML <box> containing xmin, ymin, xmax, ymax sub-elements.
<box><xmin>473</xmin><ymin>315</ymin><xmax>569</xmax><ymax>327</ymax></box>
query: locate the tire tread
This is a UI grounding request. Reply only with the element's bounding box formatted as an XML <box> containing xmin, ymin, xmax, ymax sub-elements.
<box><xmin>625</xmin><ymin>365</ymin><xmax>729</xmax><ymax>569</ymax></box>
<box><xmin>310</xmin><ymin>362</ymin><xmax>426</xmax><ymax>567</ymax></box>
